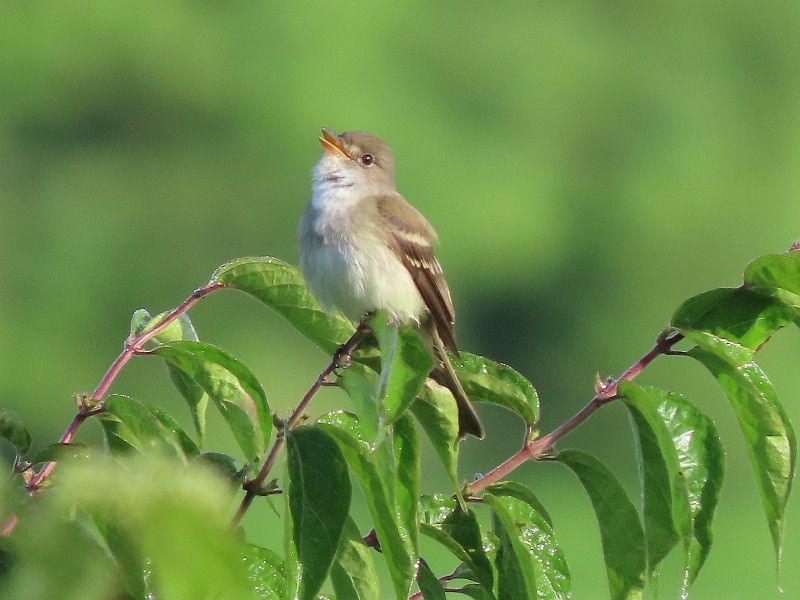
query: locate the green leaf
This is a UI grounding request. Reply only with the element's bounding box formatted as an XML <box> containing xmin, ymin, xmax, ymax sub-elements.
<box><xmin>688</xmin><ymin>347</ymin><xmax>795</xmax><ymax>571</ymax></box>
<box><xmin>317</xmin><ymin>413</ymin><xmax>415</xmax><ymax>600</ymax></box>
<box><xmin>620</xmin><ymin>383</ymin><xmax>693</xmax><ymax>578</ymax></box>
<box><xmin>680</xmin><ymin>330</ymin><xmax>754</xmax><ymax>366</ymax></box>
<box><xmin>558</xmin><ymin>450</ymin><xmax>646</xmax><ymax>600</ymax></box>
<box><xmin>166</xmin><ymin>364</ymin><xmax>209</xmax><ymax>446</ymax></box>
<box><xmin>441</xmin><ymin>507</ymin><xmax>495</xmax><ymax>593</ymax></box>
<box><xmin>744</xmin><ymin>251</ymin><xmax>800</xmax><ymax>295</ymax></box>
<box><xmin>416</xmin><ymin>558</ymin><xmax>446</xmax><ymax>600</ymax></box>
<box><xmin>484</xmin><ymin>490</ymin><xmax>570</xmax><ymax>600</ymax></box>
<box><xmin>484</xmin><ymin>494</ymin><xmax>538</xmax><ymax>600</ymax></box>
<box><xmin>337</xmin><ymin>362</ymin><xmax>381</xmax><ymax>441</ymax></box>
<box><xmin>654</xmin><ymin>391</ymin><xmax>724</xmax><ymax>586</ymax></box>
<box><xmin>392</xmin><ymin>414</ymin><xmax>420</xmax><ymax>554</ymax></box>
<box><xmin>30</xmin><ymin>442</ymin><xmax>89</xmax><ymax>465</ymax></box>
<box><xmin>152</xmin><ymin>341</ymin><xmax>271</xmax><ymax>464</ymax></box>
<box><xmin>485</xmin><ymin>481</ymin><xmax>553</xmax><ymax>526</ymax></box>
<box><xmin>0</xmin><ymin>409</ymin><xmax>31</xmax><ymax>455</ymax></box>
<box><xmin>194</xmin><ymin>452</ymin><xmax>245</xmax><ymax>488</ymax></box>
<box><xmin>412</xmin><ymin>383</ymin><xmax>461</xmax><ymax>496</ymax></box>
<box><xmin>371</xmin><ymin>314</ymin><xmax>433</xmax><ymax>426</ymax></box>
<box><xmin>135</xmin><ymin>309</ymin><xmax>199</xmax><ymax>345</ymax></box>
<box><xmin>450</xmin><ymin>353</ymin><xmax>539</xmax><ymax>425</ymax></box>
<box><xmin>210</xmin><ymin>257</ymin><xmax>354</xmax><ymax>355</ymax></box>
<box><xmin>25</xmin><ymin>455</ymin><xmax>255</xmax><ymax>600</ymax></box>
<box><xmin>98</xmin><ymin>395</ymin><xmax>199</xmax><ymax>460</ymax></box>
<box><xmin>93</xmin><ymin>518</ymin><xmax>145</xmax><ymax>598</ymax></box>
<box><xmin>242</xmin><ymin>545</ymin><xmax>286</xmax><ymax>600</ymax></box>
<box><xmin>331</xmin><ymin>518</ymin><xmax>379</xmax><ymax>600</ymax></box>
<box><xmin>287</xmin><ymin>426</ymin><xmax>351</xmax><ymax>600</ymax></box>
<box><xmin>671</xmin><ymin>287</ymin><xmax>795</xmax><ymax>351</ymax></box>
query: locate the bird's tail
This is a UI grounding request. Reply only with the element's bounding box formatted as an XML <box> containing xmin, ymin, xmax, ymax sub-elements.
<box><xmin>430</xmin><ymin>335</ymin><xmax>485</xmax><ymax>439</ymax></box>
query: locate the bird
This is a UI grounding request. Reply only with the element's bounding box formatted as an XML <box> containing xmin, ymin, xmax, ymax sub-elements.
<box><xmin>298</xmin><ymin>128</ymin><xmax>484</xmax><ymax>439</ymax></box>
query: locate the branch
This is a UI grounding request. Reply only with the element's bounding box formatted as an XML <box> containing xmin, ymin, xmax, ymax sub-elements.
<box><xmin>0</xmin><ymin>283</ymin><xmax>227</xmax><ymax>536</ymax></box>
<box><xmin>467</xmin><ymin>329</ymin><xmax>684</xmax><ymax>495</ymax></box>
<box><xmin>231</xmin><ymin>323</ymin><xmax>369</xmax><ymax>525</ymax></box>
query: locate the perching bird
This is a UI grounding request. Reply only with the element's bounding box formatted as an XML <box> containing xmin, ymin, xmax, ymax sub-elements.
<box><xmin>299</xmin><ymin>128</ymin><xmax>484</xmax><ymax>439</ymax></box>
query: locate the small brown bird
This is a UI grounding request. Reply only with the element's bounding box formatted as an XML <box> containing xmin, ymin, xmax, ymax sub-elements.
<box><xmin>298</xmin><ymin>129</ymin><xmax>484</xmax><ymax>439</ymax></box>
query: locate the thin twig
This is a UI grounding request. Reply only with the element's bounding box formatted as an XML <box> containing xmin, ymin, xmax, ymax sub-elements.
<box><xmin>0</xmin><ymin>283</ymin><xmax>227</xmax><ymax>535</ymax></box>
<box><xmin>467</xmin><ymin>330</ymin><xmax>684</xmax><ymax>495</ymax></box>
<box><xmin>231</xmin><ymin>324</ymin><xmax>370</xmax><ymax>526</ymax></box>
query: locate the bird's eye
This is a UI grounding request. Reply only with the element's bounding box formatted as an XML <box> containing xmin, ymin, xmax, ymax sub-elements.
<box><xmin>360</xmin><ymin>153</ymin><xmax>374</xmax><ymax>166</ymax></box>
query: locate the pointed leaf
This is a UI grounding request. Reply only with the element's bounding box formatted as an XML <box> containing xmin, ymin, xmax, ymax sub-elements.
<box><xmin>152</xmin><ymin>341</ymin><xmax>271</xmax><ymax>463</ymax></box>
<box><xmin>211</xmin><ymin>257</ymin><xmax>354</xmax><ymax>355</ymax></box>
<box><xmin>412</xmin><ymin>382</ymin><xmax>461</xmax><ymax>495</ymax></box>
<box><xmin>287</xmin><ymin>426</ymin><xmax>351</xmax><ymax>600</ymax></box>
<box><xmin>688</xmin><ymin>347</ymin><xmax>795</xmax><ymax>570</ymax></box>
<box><xmin>392</xmin><ymin>414</ymin><xmax>420</xmax><ymax>553</ymax></box>
<box><xmin>671</xmin><ymin>287</ymin><xmax>795</xmax><ymax>351</ymax></box>
<box><xmin>0</xmin><ymin>409</ymin><xmax>31</xmax><ymax>455</ymax></box>
<box><xmin>416</xmin><ymin>558</ymin><xmax>446</xmax><ymax>600</ymax></box>
<box><xmin>652</xmin><ymin>390</ymin><xmax>724</xmax><ymax>586</ymax></box>
<box><xmin>486</xmin><ymin>481</ymin><xmax>553</xmax><ymax>526</ymax></box>
<box><xmin>317</xmin><ymin>413</ymin><xmax>415</xmax><ymax>600</ymax></box>
<box><xmin>98</xmin><ymin>395</ymin><xmax>198</xmax><ymax>460</ymax></box>
<box><xmin>331</xmin><ymin>518</ymin><xmax>379</xmax><ymax>600</ymax></box>
<box><xmin>744</xmin><ymin>251</ymin><xmax>800</xmax><ymax>295</ymax></box>
<box><xmin>30</xmin><ymin>443</ymin><xmax>90</xmax><ymax>465</ymax></box>
<box><xmin>371</xmin><ymin>314</ymin><xmax>433</xmax><ymax>425</ymax></box>
<box><xmin>337</xmin><ymin>363</ymin><xmax>381</xmax><ymax>441</ymax></box>
<box><xmin>242</xmin><ymin>545</ymin><xmax>286</xmax><ymax>600</ymax></box>
<box><xmin>484</xmin><ymin>491</ymin><xmax>570</xmax><ymax>600</ymax></box>
<box><xmin>450</xmin><ymin>353</ymin><xmax>538</xmax><ymax>425</ymax></box>
<box><xmin>484</xmin><ymin>494</ymin><xmax>538</xmax><ymax>600</ymax></box>
<box><xmin>620</xmin><ymin>383</ymin><xmax>693</xmax><ymax>577</ymax></box>
<box><xmin>558</xmin><ymin>450</ymin><xmax>645</xmax><ymax>600</ymax></box>
<box><xmin>166</xmin><ymin>365</ymin><xmax>209</xmax><ymax>446</ymax></box>
<box><xmin>441</xmin><ymin>507</ymin><xmax>495</xmax><ymax>593</ymax></box>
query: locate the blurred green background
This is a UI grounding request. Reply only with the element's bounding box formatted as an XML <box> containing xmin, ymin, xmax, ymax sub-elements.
<box><xmin>1</xmin><ymin>0</ymin><xmax>799</xmax><ymax>597</ymax></box>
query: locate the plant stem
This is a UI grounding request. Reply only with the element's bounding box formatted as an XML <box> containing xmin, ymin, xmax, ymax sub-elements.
<box><xmin>231</xmin><ymin>324</ymin><xmax>369</xmax><ymax>526</ymax></box>
<box><xmin>467</xmin><ymin>330</ymin><xmax>683</xmax><ymax>495</ymax></box>
<box><xmin>2</xmin><ymin>282</ymin><xmax>227</xmax><ymax>535</ymax></box>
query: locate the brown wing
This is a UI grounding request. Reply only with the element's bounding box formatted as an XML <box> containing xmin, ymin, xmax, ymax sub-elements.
<box><xmin>372</xmin><ymin>194</ymin><xmax>460</xmax><ymax>355</ymax></box>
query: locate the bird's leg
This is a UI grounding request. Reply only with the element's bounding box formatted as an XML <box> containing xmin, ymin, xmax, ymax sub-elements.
<box><xmin>332</xmin><ymin>316</ymin><xmax>373</xmax><ymax>374</ymax></box>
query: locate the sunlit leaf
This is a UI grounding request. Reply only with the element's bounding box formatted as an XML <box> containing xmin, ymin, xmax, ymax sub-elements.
<box><xmin>653</xmin><ymin>391</ymin><xmax>724</xmax><ymax>586</ymax></box>
<box><xmin>242</xmin><ymin>545</ymin><xmax>286</xmax><ymax>600</ymax></box>
<box><xmin>392</xmin><ymin>414</ymin><xmax>420</xmax><ymax>554</ymax></box>
<box><xmin>620</xmin><ymin>383</ymin><xmax>692</xmax><ymax>579</ymax></box>
<box><xmin>484</xmin><ymin>494</ymin><xmax>538</xmax><ymax>600</ymax></box>
<box><xmin>152</xmin><ymin>341</ymin><xmax>270</xmax><ymax>464</ymax></box>
<box><xmin>371</xmin><ymin>314</ymin><xmax>432</xmax><ymax>426</ymax></box>
<box><xmin>485</xmin><ymin>489</ymin><xmax>570</xmax><ymax>600</ymax></box>
<box><xmin>688</xmin><ymin>347</ymin><xmax>795</xmax><ymax>571</ymax></box>
<box><xmin>558</xmin><ymin>450</ymin><xmax>645</xmax><ymax>600</ymax></box>
<box><xmin>450</xmin><ymin>353</ymin><xmax>538</xmax><ymax>425</ymax></box>
<box><xmin>287</xmin><ymin>426</ymin><xmax>351</xmax><ymax>600</ymax></box>
<box><xmin>98</xmin><ymin>395</ymin><xmax>198</xmax><ymax>460</ymax></box>
<box><xmin>210</xmin><ymin>257</ymin><xmax>353</xmax><ymax>355</ymax></box>
<box><xmin>671</xmin><ymin>287</ymin><xmax>794</xmax><ymax>351</ymax></box>
<box><xmin>744</xmin><ymin>251</ymin><xmax>800</xmax><ymax>295</ymax></box>
<box><xmin>412</xmin><ymin>382</ymin><xmax>461</xmax><ymax>495</ymax></box>
<box><xmin>337</xmin><ymin>363</ymin><xmax>380</xmax><ymax>442</ymax></box>
<box><xmin>317</xmin><ymin>412</ymin><xmax>415</xmax><ymax>600</ymax></box>
<box><xmin>331</xmin><ymin>518</ymin><xmax>379</xmax><ymax>600</ymax></box>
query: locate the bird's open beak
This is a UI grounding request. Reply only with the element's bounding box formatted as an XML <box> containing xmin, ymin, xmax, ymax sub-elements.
<box><xmin>319</xmin><ymin>128</ymin><xmax>350</xmax><ymax>159</ymax></box>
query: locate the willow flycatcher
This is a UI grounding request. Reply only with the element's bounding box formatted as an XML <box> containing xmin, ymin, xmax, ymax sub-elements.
<box><xmin>299</xmin><ymin>129</ymin><xmax>484</xmax><ymax>439</ymax></box>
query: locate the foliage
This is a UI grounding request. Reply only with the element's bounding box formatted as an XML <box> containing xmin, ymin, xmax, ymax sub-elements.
<box><xmin>1</xmin><ymin>249</ymin><xmax>799</xmax><ymax>599</ymax></box>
